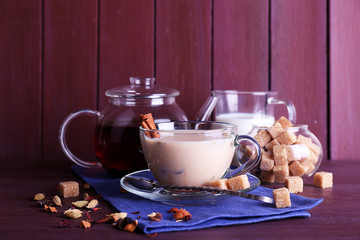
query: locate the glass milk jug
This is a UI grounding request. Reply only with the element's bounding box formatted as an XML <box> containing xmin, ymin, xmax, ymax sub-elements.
<box><xmin>196</xmin><ymin>91</ymin><xmax>296</xmax><ymax>135</ymax></box>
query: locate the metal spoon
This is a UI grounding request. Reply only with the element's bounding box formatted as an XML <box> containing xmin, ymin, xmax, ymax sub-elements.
<box><xmin>123</xmin><ymin>176</ymin><xmax>273</xmax><ymax>204</ymax></box>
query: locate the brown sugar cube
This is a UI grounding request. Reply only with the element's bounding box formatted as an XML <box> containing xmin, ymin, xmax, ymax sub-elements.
<box><xmin>265</xmin><ymin>138</ymin><xmax>280</xmax><ymax>152</ymax></box>
<box><xmin>307</xmin><ymin>142</ymin><xmax>321</xmax><ymax>156</ymax></box>
<box><xmin>260</xmin><ymin>171</ymin><xmax>275</xmax><ymax>183</ymax></box>
<box><xmin>260</xmin><ymin>156</ymin><xmax>274</xmax><ymax>172</ymax></box>
<box><xmin>261</xmin><ymin>150</ymin><xmax>274</xmax><ymax>161</ymax></box>
<box><xmin>286</xmin><ymin>145</ymin><xmax>301</xmax><ymax>161</ymax></box>
<box><xmin>296</xmin><ymin>135</ymin><xmax>312</xmax><ymax>145</ymax></box>
<box><xmin>210</xmin><ymin>179</ymin><xmax>229</xmax><ymax>189</ymax></box>
<box><xmin>262</xmin><ymin>149</ymin><xmax>273</xmax><ymax>158</ymax></box>
<box><xmin>297</xmin><ymin>135</ymin><xmax>321</xmax><ymax>157</ymax></box>
<box><xmin>276</xmin><ymin>131</ymin><xmax>297</xmax><ymax>145</ymax></box>
<box><xmin>306</xmin><ymin>150</ymin><xmax>319</xmax><ymax>165</ymax></box>
<box><xmin>285</xmin><ymin>176</ymin><xmax>303</xmax><ymax>193</ymax></box>
<box><xmin>273</xmin><ymin>187</ymin><xmax>291</xmax><ymax>208</ymax></box>
<box><xmin>276</xmin><ymin>116</ymin><xmax>293</xmax><ymax>128</ymax></box>
<box><xmin>305</xmin><ymin>163</ymin><xmax>315</xmax><ymax>175</ymax></box>
<box><xmin>273</xmin><ymin>145</ymin><xmax>287</xmax><ymax>166</ymax></box>
<box><xmin>240</xmin><ymin>145</ymin><xmax>253</xmax><ymax>159</ymax></box>
<box><xmin>59</xmin><ymin>181</ymin><xmax>79</xmax><ymax>198</ymax></box>
<box><xmin>268</xmin><ymin>122</ymin><xmax>284</xmax><ymax>138</ymax></box>
<box><xmin>314</xmin><ymin>171</ymin><xmax>333</xmax><ymax>188</ymax></box>
<box><xmin>273</xmin><ymin>164</ymin><xmax>289</xmax><ymax>183</ymax></box>
<box><xmin>254</xmin><ymin>129</ymin><xmax>272</xmax><ymax>148</ymax></box>
<box><xmin>286</xmin><ymin>144</ymin><xmax>310</xmax><ymax>162</ymax></box>
<box><xmin>289</xmin><ymin>160</ymin><xmax>309</xmax><ymax>177</ymax></box>
<box><xmin>228</xmin><ymin>175</ymin><xmax>250</xmax><ymax>191</ymax></box>
<box><xmin>300</xmin><ymin>159</ymin><xmax>316</xmax><ymax>175</ymax></box>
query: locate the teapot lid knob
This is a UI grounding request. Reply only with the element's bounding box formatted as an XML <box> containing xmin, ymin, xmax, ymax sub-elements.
<box><xmin>105</xmin><ymin>77</ymin><xmax>180</xmax><ymax>99</ymax></box>
<box><xmin>130</xmin><ymin>77</ymin><xmax>155</xmax><ymax>86</ymax></box>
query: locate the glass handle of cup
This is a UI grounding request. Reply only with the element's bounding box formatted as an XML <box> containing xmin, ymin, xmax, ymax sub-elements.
<box><xmin>226</xmin><ymin>135</ymin><xmax>261</xmax><ymax>178</ymax></box>
<box><xmin>59</xmin><ymin>109</ymin><xmax>101</xmax><ymax>168</ymax></box>
<box><xmin>268</xmin><ymin>97</ymin><xmax>297</xmax><ymax>124</ymax></box>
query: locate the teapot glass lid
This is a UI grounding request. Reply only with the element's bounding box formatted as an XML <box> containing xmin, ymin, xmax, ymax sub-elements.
<box><xmin>105</xmin><ymin>77</ymin><xmax>180</xmax><ymax>99</ymax></box>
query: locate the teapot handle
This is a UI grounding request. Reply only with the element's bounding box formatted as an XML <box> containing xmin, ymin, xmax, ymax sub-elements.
<box><xmin>59</xmin><ymin>109</ymin><xmax>101</xmax><ymax>168</ymax></box>
<box><xmin>194</xmin><ymin>96</ymin><xmax>219</xmax><ymax>121</ymax></box>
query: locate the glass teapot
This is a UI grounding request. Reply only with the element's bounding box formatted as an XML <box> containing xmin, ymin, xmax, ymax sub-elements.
<box><xmin>59</xmin><ymin>77</ymin><xmax>188</xmax><ymax>175</ymax></box>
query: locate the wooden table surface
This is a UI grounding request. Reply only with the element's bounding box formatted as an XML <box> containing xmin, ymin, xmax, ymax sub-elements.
<box><xmin>0</xmin><ymin>159</ymin><xmax>359</xmax><ymax>239</ymax></box>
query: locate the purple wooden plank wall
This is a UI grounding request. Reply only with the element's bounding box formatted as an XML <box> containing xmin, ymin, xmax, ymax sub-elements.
<box><xmin>271</xmin><ymin>0</ymin><xmax>328</xmax><ymax>159</ymax></box>
<box><xmin>43</xmin><ymin>0</ymin><xmax>98</xmax><ymax>161</ymax></box>
<box><xmin>156</xmin><ymin>0</ymin><xmax>212</xmax><ymax>120</ymax></box>
<box><xmin>330</xmin><ymin>0</ymin><xmax>360</xmax><ymax>160</ymax></box>
<box><xmin>0</xmin><ymin>0</ymin><xmax>42</xmax><ymax>160</ymax></box>
<box><xmin>214</xmin><ymin>0</ymin><xmax>269</xmax><ymax>91</ymax></box>
<box><xmin>99</xmin><ymin>0</ymin><xmax>154</xmax><ymax>109</ymax></box>
<box><xmin>1</xmin><ymin>0</ymin><xmax>360</xmax><ymax>162</ymax></box>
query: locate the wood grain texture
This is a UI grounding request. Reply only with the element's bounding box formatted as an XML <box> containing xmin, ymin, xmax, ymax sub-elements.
<box><xmin>1</xmin><ymin>159</ymin><xmax>360</xmax><ymax>239</ymax></box>
<box><xmin>330</xmin><ymin>0</ymin><xmax>360</xmax><ymax>160</ymax></box>
<box><xmin>156</xmin><ymin>0</ymin><xmax>212</xmax><ymax>120</ymax></box>
<box><xmin>99</xmin><ymin>0</ymin><xmax>154</xmax><ymax>108</ymax></box>
<box><xmin>3</xmin><ymin>0</ymin><xmax>360</xmax><ymax>161</ymax></box>
<box><xmin>0</xmin><ymin>0</ymin><xmax>42</xmax><ymax>160</ymax></box>
<box><xmin>43</xmin><ymin>0</ymin><xmax>98</xmax><ymax>161</ymax></box>
<box><xmin>213</xmin><ymin>0</ymin><xmax>269</xmax><ymax>91</ymax></box>
<box><xmin>271</xmin><ymin>0</ymin><xmax>328</xmax><ymax>158</ymax></box>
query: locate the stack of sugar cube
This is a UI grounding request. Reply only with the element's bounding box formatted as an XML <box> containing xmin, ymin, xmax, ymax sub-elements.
<box><xmin>254</xmin><ymin>116</ymin><xmax>321</xmax><ymax>183</ymax></box>
<box><xmin>210</xmin><ymin>174</ymin><xmax>250</xmax><ymax>191</ymax></box>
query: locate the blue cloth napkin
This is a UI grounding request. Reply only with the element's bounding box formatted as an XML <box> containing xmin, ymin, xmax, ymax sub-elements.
<box><xmin>71</xmin><ymin>165</ymin><xmax>322</xmax><ymax>234</ymax></box>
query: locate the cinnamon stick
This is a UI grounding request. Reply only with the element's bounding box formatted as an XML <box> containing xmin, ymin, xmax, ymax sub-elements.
<box><xmin>139</xmin><ymin>113</ymin><xmax>160</xmax><ymax>138</ymax></box>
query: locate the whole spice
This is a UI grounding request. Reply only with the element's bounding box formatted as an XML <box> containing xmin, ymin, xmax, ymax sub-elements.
<box><xmin>37</xmin><ymin>199</ymin><xmax>52</xmax><ymax>207</ymax></box>
<box><xmin>53</xmin><ymin>195</ymin><xmax>62</xmax><ymax>206</ymax></box>
<box><xmin>96</xmin><ymin>218</ymin><xmax>107</xmax><ymax>224</ymax></box>
<box><xmin>106</xmin><ymin>212</ymin><xmax>128</xmax><ymax>223</ymax></box>
<box><xmin>72</xmin><ymin>200</ymin><xmax>89</xmax><ymax>208</ymax></box>
<box><xmin>34</xmin><ymin>193</ymin><xmax>45</xmax><ymax>201</ymax></box>
<box><xmin>44</xmin><ymin>204</ymin><xmax>57</xmax><ymax>213</ymax></box>
<box><xmin>168</xmin><ymin>207</ymin><xmax>180</xmax><ymax>213</ymax></box>
<box><xmin>124</xmin><ymin>220</ymin><xmax>138</xmax><ymax>232</ymax></box>
<box><xmin>86</xmin><ymin>199</ymin><xmax>98</xmax><ymax>209</ymax></box>
<box><xmin>85</xmin><ymin>211</ymin><xmax>93</xmax><ymax>222</ymax></box>
<box><xmin>115</xmin><ymin>217</ymin><xmax>130</xmax><ymax>230</ymax></box>
<box><xmin>64</xmin><ymin>209</ymin><xmax>83</xmax><ymax>219</ymax></box>
<box><xmin>171</xmin><ymin>208</ymin><xmax>192</xmax><ymax>221</ymax></box>
<box><xmin>80</xmin><ymin>220</ymin><xmax>92</xmax><ymax>229</ymax></box>
<box><xmin>139</xmin><ymin>113</ymin><xmax>160</xmax><ymax>138</ymax></box>
<box><xmin>147</xmin><ymin>212</ymin><xmax>162</xmax><ymax>221</ymax></box>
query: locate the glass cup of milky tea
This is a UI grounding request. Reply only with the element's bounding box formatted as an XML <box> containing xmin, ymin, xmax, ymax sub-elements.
<box><xmin>139</xmin><ymin>121</ymin><xmax>262</xmax><ymax>186</ymax></box>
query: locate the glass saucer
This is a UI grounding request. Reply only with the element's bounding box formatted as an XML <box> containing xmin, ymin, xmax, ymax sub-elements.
<box><xmin>120</xmin><ymin>169</ymin><xmax>260</xmax><ymax>206</ymax></box>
